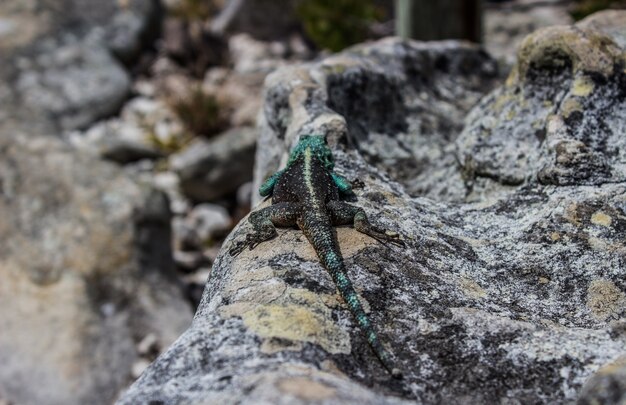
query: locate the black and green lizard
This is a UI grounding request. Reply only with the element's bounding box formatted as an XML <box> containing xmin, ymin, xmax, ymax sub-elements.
<box><xmin>229</xmin><ymin>135</ymin><xmax>403</xmax><ymax>378</ymax></box>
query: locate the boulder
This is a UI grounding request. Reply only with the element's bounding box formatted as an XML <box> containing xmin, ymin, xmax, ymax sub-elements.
<box><xmin>0</xmin><ymin>0</ymin><xmax>161</xmax><ymax>136</ymax></box>
<box><xmin>0</xmin><ymin>133</ymin><xmax>192</xmax><ymax>405</ymax></box>
<box><xmin>455</xmin><ymin>10</ymin><xmax>626</xmax><ymax>198</ymax></box>
<box><xmin>118</xmin><ymin>12</ymin><xmax>626</xmax><ymax>405</ymax></box>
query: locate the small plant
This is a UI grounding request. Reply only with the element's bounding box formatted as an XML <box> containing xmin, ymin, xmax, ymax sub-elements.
<box><xmin>169</xmin><ymin>0</ymin><xmax>216</xmax><ymax>21</ymax></box>
<box><xmin>569</xmin><ymin>0</ymin><xmax>622</xmax><ymax>20</ymax></box>
<box><xmin>297</xmin><ymin>0</ymin><xmax>381</xmax><ymax>52</ymax></box>
<box><xmin>145</xmin><ymin>127</ymin><xmax>193</xmax><ymax>154</ymax></box>
<box><xmin>169</xmin><ymin>87</ymin><xmax>226</xmax><ymax>138</ymax></box>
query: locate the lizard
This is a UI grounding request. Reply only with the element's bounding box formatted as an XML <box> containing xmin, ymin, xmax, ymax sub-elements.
<box><xmin>229</xmin><ymin>134</ymin><xmax>404</xmax><ymax>378</ymax></box>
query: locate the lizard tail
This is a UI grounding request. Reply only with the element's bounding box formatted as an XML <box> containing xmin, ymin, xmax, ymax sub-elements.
<box><xmin>300</xmin><ymin>215</ymin><xmax>402</xmax><ymax>379</ymax></box>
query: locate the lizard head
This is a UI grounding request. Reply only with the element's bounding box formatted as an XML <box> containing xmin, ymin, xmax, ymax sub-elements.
<box><xmin>287</xmin><ymin>134</ymin><xmax>335</xmax><ymax>170</ymax></box>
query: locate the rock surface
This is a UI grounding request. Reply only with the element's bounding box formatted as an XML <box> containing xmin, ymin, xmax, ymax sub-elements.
<box><xmin>118</xmin><ymin>13</ymin><xmax>626</xmax><ymax>405</ymax></box>
<box><xmin>0</xmin><ymin>133</ymin><xmax>192</xmax><ymax>405</ymax></box>
<box><xmin>0</xmin><ymin>0</ymin><xmax>161</xmax><ymax>136</ymax></box>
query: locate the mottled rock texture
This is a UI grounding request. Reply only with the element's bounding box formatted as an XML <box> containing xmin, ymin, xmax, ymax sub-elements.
<box><xmin>0</xmin><ymin>133</ymin><xmax>192</xmax><ymax>405</ymax></box>
<box><xmin>0</xmin><ymin>0</ymin><xmax>161</xmax><ymax>135</ymax></box>
<box><xmin>119</xmin><ymin>12</ymin><xmax>626</xmax><ymax>405</ymax></box>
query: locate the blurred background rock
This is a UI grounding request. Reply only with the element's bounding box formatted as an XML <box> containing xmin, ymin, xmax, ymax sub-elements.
<box><xmin>0</xmin><ymin>0</ymin><xmax>624</xmax><ymax>404</ymax></box>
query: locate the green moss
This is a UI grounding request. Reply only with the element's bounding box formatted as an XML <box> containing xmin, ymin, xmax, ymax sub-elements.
<box><xmin>169</xmin><ymin>87</ymin><xmax>225</xmax><ymax>137</ymax></box>
<box><xmin>296</xmin><ymin>0</ymin><xmax>381</xmax><ymax>52</ymax></box>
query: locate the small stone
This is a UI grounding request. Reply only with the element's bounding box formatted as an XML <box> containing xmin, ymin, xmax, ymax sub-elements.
<box><xmin>187</xmin><ymin>203</ymin><xmax>231</xmax><ymax>242</ymax></box>
<box><xmin>174</xmin><ymin>250</ymin><xmax>207</xmax><ymax>273</ymax></box>
<box><xmin>236</xmin><ymin>182</ymin><xmax>253</xmax><ymax>209</ymax></box>
<box><xmin>137</xmin><ymin>333</ymin><xmax>159</xmax><ymax>356</ymax></box>
<box><xmin>172</xmin><ymin>216</ymin><xmax>200</xmax><ymax>251</ymax></box>
<box><xmin>131</xmin><ymin>359</ymin><xmax>151</xmax><ymax>379</ymax></box>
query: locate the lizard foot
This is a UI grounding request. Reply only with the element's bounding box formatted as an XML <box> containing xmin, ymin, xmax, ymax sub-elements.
<box><xmin>228</xmin><ymin>240</ymin><xmax>247</xmax><ymax>257</ymax></box>
<box><xmin>229</xmin><ymin>230</ymin><xmax>277</xmax><ymax>257</ymax></box>
<box><xmin>365</xmin><ymin>227</ymin><xmax>405</xmax><ymax>248</ymax></box>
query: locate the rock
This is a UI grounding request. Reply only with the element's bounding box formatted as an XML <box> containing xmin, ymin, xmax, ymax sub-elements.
<box><xmin>455</xmin><ymin>10</ymin><xmax>626</xmax><ymax>199</ymax></box>
<box><xmin>0</xmin><ymin>0</ymin><xmax>161</xmax><ymax>136</ymax></box>
<box><xmin>171</xmin><ymin>203</ymin><xmax>231</xmax><ymax>253</ymax></box>
<box><xmin>152</xmin><ymin>171</ymin><xmax>190</xmax><ymax>216</ymax></box>
<box><xmin>203</xmin><ymin>67</ymin><xmax>266</xmax><ymax>128</ymax></box>
<box><xmin>131</xmin><ymin>360</ymin><xmax>152</xmax><ymax>380</ymax></box>
<box><xmin>484</xmin><ymin>0</ymin><xmax>574</xmax><ymax>67</ymax></box>
<box><xmin>162</xmin><ymin>17</ymin><xmax>227</xmax><ymax>77</ymax></box>
<box><xmin>171</xmin><ymin>127</ymin><xmax>257</xmax><ymax>201</ymax></box>
<box><xmin>187</xmin><ymin>203</ymin><xmax>231</xmax><ymax>242</ymax></box>
<box><xmin>68</xmin><ymin>97</ymin><xmax>187</xmax><ymax>164</ymax></box>
<box><xmin>137</xmin><ymin>333</ymin><xmax>160</xmax><ymax>356</ymax></box>
<box><xmin>13</xmin><ymin>38</ymin><xmax>132</xmax><ymax>134</ymax></box>
<box><xmin>119</xmin><ymin>18</ymin><xmax>626</xmax><ymax>404</ymax></box>
<box><xmin>578</xmin><ymin>356</ymin><xmax>626</xmax><ymax>405</ymax></box>
<box><xmin>68</xmin><ymin>119</ymin><xmax>164</xmax><ymax>164</ymax></box>
<box><xmin>577</xmin><ymin>9</ymin><xmax>626</xmax><ymax>49</ymax></box>
<box><xmin>172</xmin><ymin>216</ymin><xmax>200</xmax><ymax>251</ymax></box>
<box><xmin>228</xmin><ymin>33</ymin><xmax>289</xmax><ymax>74</ymax></box>
<box><xmin>236</xmin><ymin>182</ymin><xmax>253</xmax><ymax>209</ymax></box>
<box><xmin>202</xmin><ymin>33</ymin><xmax>314</xmax><ymax>129</ymax></box>
<box><xmin>0</xmin><ymin>133</ymin><xmax>193</xmax><ymax>405</ymax></box>
<box><xmin>174</xmin><ymin>250</ymin><xmax>208</xmax><ymax>273</ymax></box>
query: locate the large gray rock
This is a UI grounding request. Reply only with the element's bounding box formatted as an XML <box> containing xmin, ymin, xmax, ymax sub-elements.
<box><xmin>118</xmin><ymin>14</ymin><xmax>626</xmax><ymax>405</ymax></box>
<box><xmin>0</xmin><ymin>0</ymin><xmax>161</xmax><ymax>136</ymax></box>
<box><xmin>456</xmin><ymin>11</ymin><xmax>626</xmax><ymax>199</ymax></box>
<box><xmin>0</xmin><ymin>133</ymin><xmax>192</xmax><ymax>405</ymax></box>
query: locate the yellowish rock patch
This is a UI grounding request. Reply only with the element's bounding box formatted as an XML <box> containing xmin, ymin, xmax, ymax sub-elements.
<box><xmin>571</xmin><ymin>76</ymin><xmax>594</xmax><ymax>97</ymax></box>
<box><xmin>458</xmin><ymin>276</ymin><xmax>487</xmax><ymax>299</ymax></box>
<box><xmin>586</xmin><ymin>279</ymin><xmax>625</xmax><ymax>321</ymax></box>
<box><xmin>591</xmin><ymin>211</ymin><xmax>612</xmax><ymax>227</ymax></box>
<box><xmin>241</xmin><ymin>303</ymin><xmax>351</xmax><ymax>354</ymax></box>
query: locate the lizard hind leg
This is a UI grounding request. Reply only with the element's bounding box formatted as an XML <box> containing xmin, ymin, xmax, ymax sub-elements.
<box><xmin>229</xmin><ymin>202</ymin><xmax>301</xmax><ymax>257</ymax></box>
<box><xmin>327</xmin><ymin>201</ymin><xmax>404</xmax><ymax>247</ymax></box>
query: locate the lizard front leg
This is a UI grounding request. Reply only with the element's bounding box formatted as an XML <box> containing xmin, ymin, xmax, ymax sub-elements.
<box><xmin>229</xmin><ymin>202</ymin><xmax>301</xmax><ymax>256</ymax></box>
<box><xmin>327</xmin><ymin>201</ymin><xmax>404</xmax><ymax>247</ymax></box>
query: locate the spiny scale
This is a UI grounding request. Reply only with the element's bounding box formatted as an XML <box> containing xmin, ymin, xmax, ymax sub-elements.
<box><xmin>230</xmin><ymin>135</ymin><xmax>404</xmax><ymax>378</ymax></box>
